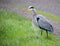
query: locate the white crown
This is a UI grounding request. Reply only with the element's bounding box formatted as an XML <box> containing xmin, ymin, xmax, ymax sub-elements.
<box><xmin>28</xmin><ymin>6</ymin><xmax>33</xmax><ymax>9</ymax></box>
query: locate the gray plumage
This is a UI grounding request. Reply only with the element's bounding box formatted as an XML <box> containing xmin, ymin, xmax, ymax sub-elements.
<box><xmin>36</xmin><ymin>15</ymin><xmax>53</xmax><ymax>32</ymax></box>
<box><xmin>28</xmin><ymin>6</ymin><xmax>54</xmax><ymax>37</ymax></box>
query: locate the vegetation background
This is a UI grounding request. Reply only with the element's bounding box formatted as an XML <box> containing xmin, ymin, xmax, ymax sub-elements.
<box><xmin>0</xmin><ymin>0</ymin><xmax>60</xmax><ymax>46</ymax></box>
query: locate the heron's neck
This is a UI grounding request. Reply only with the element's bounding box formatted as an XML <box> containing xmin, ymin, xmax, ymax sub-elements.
<box><xmin>32</xmin><ymin>9</ymin><xmax>37</xmax><ymax>16</ymax></box>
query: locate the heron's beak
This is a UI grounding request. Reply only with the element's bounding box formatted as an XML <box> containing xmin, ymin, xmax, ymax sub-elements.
<box><xmin>22</xmin><ymin>8</ymin><xmax>28</xmax><ymax>12</ymax></box>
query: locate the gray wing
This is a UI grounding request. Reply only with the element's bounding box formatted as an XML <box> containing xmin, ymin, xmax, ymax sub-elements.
<box><xmin>37</xmin><ymin>15</ymin><xmax>54</xmax><ymax>32</ymax></box>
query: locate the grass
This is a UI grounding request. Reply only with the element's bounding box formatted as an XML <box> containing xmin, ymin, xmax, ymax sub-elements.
<box><xmin>0</xmin><ymin>9</ymin><xmax>60</xmax><ymax>46</ymax></box>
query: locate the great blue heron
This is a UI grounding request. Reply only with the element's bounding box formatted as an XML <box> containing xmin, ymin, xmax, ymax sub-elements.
<box><xmin>28</xmin><ymin>6</ymin><xmax>54</xmax><ymax>37</ymax></box>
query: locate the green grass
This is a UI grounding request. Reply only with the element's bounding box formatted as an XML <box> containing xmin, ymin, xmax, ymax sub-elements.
<box><xmin>0</xmin><ymin>9</ymin><xmax>60</xmax><ymax>46</ymax></box>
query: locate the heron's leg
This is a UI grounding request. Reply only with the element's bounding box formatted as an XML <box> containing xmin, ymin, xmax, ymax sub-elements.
<box><xmin>41</xmin><ymin>29</ymin><xmax>43</xmax><ymax>35</ymax></box>
<box><xmin>46</xmin><ymin>30</ymin><xmax>48</xmax><ymax>38</ymax></box>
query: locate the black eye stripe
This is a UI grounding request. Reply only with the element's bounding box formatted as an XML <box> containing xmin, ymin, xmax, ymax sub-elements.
<box><xmin>30</xmin><ymin>7</ymin><xmax>34</xmax><ymax>8</ymax></box>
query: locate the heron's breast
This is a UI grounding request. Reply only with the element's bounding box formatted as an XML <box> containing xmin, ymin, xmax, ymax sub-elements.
<box><xmin>32</xmin><ymin>18</ymin><xmax>38</xmax><ymax>26</ymax></box>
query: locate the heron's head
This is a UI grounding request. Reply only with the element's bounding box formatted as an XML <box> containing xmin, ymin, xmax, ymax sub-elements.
<box><xmin>28</xmin><ymin>6</ymin><xmax>36</xmax><ymax>11</ymax></box>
